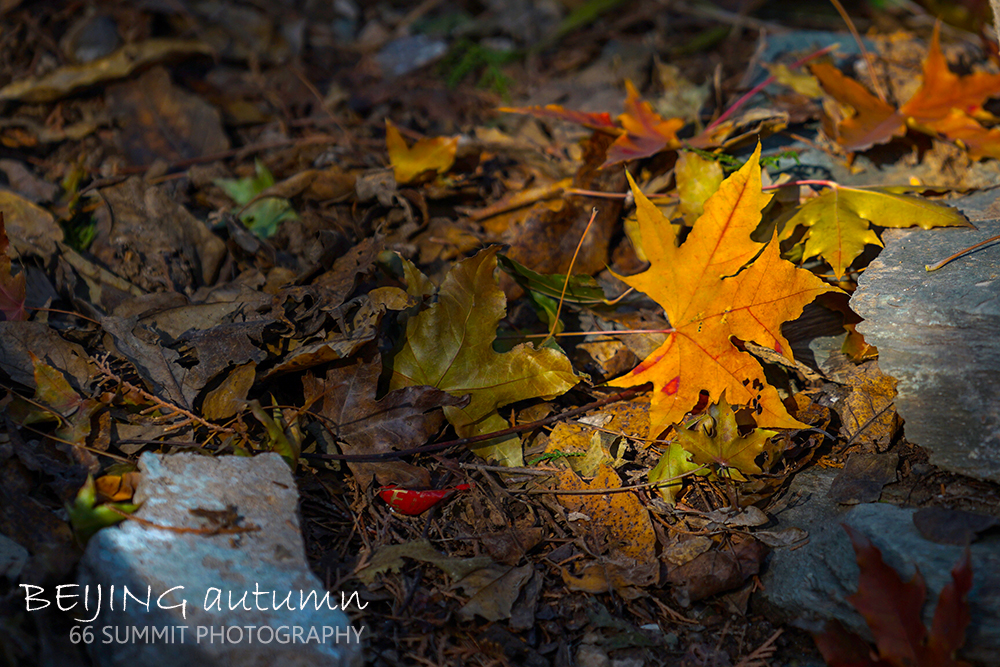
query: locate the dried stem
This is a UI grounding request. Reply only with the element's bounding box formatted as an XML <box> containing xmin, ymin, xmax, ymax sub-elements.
<box><xmin>94</xmin><ymin>355</ymin><xmax>236</xmax><ymax>437</ymax></box>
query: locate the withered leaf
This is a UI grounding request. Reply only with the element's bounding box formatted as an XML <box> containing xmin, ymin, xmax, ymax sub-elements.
<box><xmin>307</xmin><ymin>352</ymin><xmax>466</xmax><ymax>488</ymax></box>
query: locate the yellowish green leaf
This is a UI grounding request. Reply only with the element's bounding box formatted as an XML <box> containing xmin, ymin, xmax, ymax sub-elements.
<box><xmin>390</xmin><ymin>247</ymin><xmax>580</xmax><ymax>466</ymax></box>
<box><xmin>673</xmin><ymin>395</ymin><xmax>777</xmax><ymax>481</ymax></box>
<box><xmin>648</xmin><ymin>443</ymin><xmax>699</xmax><ymax>505</ymax></box>
<box><xmin>779</xmin><ymin>185</ymin><xmax>972</xmax><ymax>280</ymax></box>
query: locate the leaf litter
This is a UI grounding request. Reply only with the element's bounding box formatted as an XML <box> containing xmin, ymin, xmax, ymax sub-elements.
<box><xmin>1</xmin><ymin>2</ymin><xmax>1000</xmax><ymax>666</ymax></box>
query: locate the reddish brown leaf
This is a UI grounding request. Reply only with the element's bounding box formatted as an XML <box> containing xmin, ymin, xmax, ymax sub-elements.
<box><xmin>813</xmin><ymin>23</ymin><xmax>1000</xmax><ymax>156</ymax></box>
<box><xmin>813</xmin><ymin>619</ymin><xmax>890</xmax><ymax>667</ymax></box>
<box><xmin>925</xmin><ymin>548</ymin><xmax>973</xmax><ymax>665</ymax></box>
<box><xmin>845</xmin><ymin>524</ymin><xmax>929</xmax><ymax>664</ymax></box>
<box><xmin>900</xmin><ymin>23</ymin><xmax>1000</xmax><ymax>124</ymax></box>
<box><xmin>816</xmin><ymin>525</ymin><xmax>973</xmax><ymax>667</ymax></box>
<box><xmin>603</xmin><ymin>80</ymin><xmax>685</xmax><ymax>167</ymax></box>
<box><xmin>306</xmin><ymin>352</ymin><xmax>468</xmax><ymax>489</ymax></box>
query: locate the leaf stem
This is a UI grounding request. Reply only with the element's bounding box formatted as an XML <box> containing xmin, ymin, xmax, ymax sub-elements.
<box><xmin>827</xmin><ymin>0</ymin><xmax>888</xmax><ymax>102</ymax></box>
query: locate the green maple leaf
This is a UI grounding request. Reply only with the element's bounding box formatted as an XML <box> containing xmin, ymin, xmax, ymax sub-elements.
<box><xmin>389</xmin><ymin>247</ymin><xmax>581</xmax><ymax>466</ymax></box>
<box><xmin>673</xmin><ymin>395</ymin><xmax>777</xmax><ymax>481</ymax></box>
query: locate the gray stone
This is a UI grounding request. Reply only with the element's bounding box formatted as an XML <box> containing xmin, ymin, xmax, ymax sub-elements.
<box><xmin>757</xmin><ymin>468</ymin><xmax>1000</xmax><ymax>665</ymax></box>
<box><xmin>851</xmin><ymin>201</ymin><xmax>1000</xmax><ymax>481</ymax></box>
<box><xmin>76</xmin><ymin>453</ymin><xmax>363</xmax><ymax>667</ymax></box>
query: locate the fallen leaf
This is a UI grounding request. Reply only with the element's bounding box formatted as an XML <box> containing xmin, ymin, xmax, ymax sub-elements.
<box><xmin>389</xmin><ymin>246</ymin><xmax>580</xmax><ymax>466</ymax></box>
<box><xmin>555</xmin><ymin>463</ymin><xmax>657</xmax><ymax>564</ymax></box>
<box><xmin>307</xmin><ymin>353</ymin><xmax>466</xmax><ymax>488</ymax></box>
<box><xmin>0</xmin><ymin>212</ymin><xmax>27</xmax><ymax>321</ymax></box>
<box><xmin>834</xmin><ymin>360</ymin><xmax>900</xmax><ymax>451</ymax></box>
<box><xmin>67</xmin><ymin>476</ymin><xmax>138</xmax><ymax>545</ymax></box>
<box><xmin>355</xmin><ymin>539</ymin><xmax>492</xmax><ymax>585</ymax></box>
<box><xmin>913</xmin><ymin>507</ymin><xmax>999</xmax><ymax>546</ymax></box>
<box><xmin>648</xmin><ymin>443</ymin><xmax>699</xmax><ymax>505</ymax></box>
<box><xmin>813</xmin><ymin>524</ymin><xmax>972</xmax><ymax>667</ymax></box>
<box><xmin>385</xmin><ymin>120</ymin><xmax>458</xmax><ymax>184</ymax></box>
<box><xmin>604</xmin><ymin>80</ymin><xmax>686</xmax><ymax>167</ymax></box>
<box><xmin>673</xmin><ymin>396</ymin><xmax>777</xmax><ymax>482</ymax></box>
<box><xmin>608</xmin><ymin>143</ymin><xmax>838</xmax><ymax>437</ymax></box>
<box><xmin>215</xmin><ymin>160</ymin><xmax>298</xmax><ymax>239</ymax></box>
<box><xmin>810</xmin><ymin>62</ymin><xmax>905</xmax><ymax>152</ymax></box>
<box><xmin>666</xmin><ymin>534</ymin><xmax>767</xmax><ymax>606</ymax></box>
<box><xmin>0</xmin><ymin>38</ymin><xmax>213</xmax><ymax>103</ymax></box>
<box><xmin>779</xmin><ymin>185</ymin><xmax>972</xmax><ymax>280</ymax></box>
<box><xmin>675</xmin><ymin>150</ymin><xmax>725</xmax><ymax>226</ymax></box>
<box><xmin>106</xmin><ymin>67</ymin><xmax>229</xmax><ymax>165</ymax></box>
<box><xmin>455</xmin><ymin>563</ymin><xmax>534</xmax><ymax>621</ymax></box>
<box><xmin>496</xmin><ymin>104</ymin><xmax>618</xmax><ymax>131</ymax></box>
<box><xmin>813</xmin><ymin>23</ymin><xmax>1000</xmax><ymax>156</ymax></box>
<box><xmin>827</xmin><ymin>452</ymin><xmax>899</xmax><ymax>505</ymax></box>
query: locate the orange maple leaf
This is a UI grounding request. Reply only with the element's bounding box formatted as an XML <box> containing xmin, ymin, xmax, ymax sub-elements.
<box><xmin>813</xmin><ymin>22</ymin><xmax>1000</xmax><ymax>156</ymax></box>
<box><xmin>607</xmin><ymin>144</ymin><xmax>839</xmax><ymax>436</ymax></box>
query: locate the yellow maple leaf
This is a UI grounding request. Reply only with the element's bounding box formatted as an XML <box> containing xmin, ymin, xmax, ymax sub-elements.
<box><xmin>385</xmin><ymin>120</ymin><xmax>458</xmax><ymax>184</ymax></box>
<box><xmin>608</xmin><ymin>144</ymin><xmax>839</xmax><ymax>437</ymax></box>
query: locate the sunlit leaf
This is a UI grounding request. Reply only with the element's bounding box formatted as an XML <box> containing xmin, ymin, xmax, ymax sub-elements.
<box><xmin>608</xmin><ymin>144</ymin><xmax>839</xmax><ymax>436</ymax></box>
<box><xmin>385</xmin><ymin>120</ymin><xmax>458</xmax><ymax>184</ymax></box>
<box><xmin>779</xmin><ymin>185</ymin><xmax>972</xmax><ymax>280</ymax></box>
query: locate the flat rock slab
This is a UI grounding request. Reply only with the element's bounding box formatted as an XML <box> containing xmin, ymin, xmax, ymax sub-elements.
<box><xmin>76</xmin><ymin>452</ymin><xmax>363</xmax><ymax>667</ymax></box>
<box><xmin>757</xmin><ymin>468</ymin><xmax>1000</xmax><ymax>665</ymax></box>
<box><xmin>851</xmin><ymin>193</ymin><xmax>1000</xmax><ymax>481</ymax></box>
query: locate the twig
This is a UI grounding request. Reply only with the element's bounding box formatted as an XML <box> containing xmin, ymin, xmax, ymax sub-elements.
<box><xmin>511</xmin><ymin>464</ymin><xmax>709</xmax><ymax>495</ymax></box>
<box><xmin>707</xmin><ymin>43</ymin><xmax>839</xmax><ymax>131</ymax></box>
<box><xmin>94</xmin><ymin>355</ymin><xmax>236</xmax><ymax>436</ymax></box>
<box><xmin>300</xmin><ymin>385</ymin><xmax>650</xmax><ymax>462</ymax></box>
<box><xmin>734</xmin><ymin>628</ymin><xmax>783</xmax><ymax>667</ymax></box>
<box><xmin>542</xmin><ymin>207</ymin><xmax>599</xmax><ymax>347</ymax></box>
<box><xmin>827</xmin><ymin>0</ymin><xmax>887</xmax><ymax>102</ymax></box>
<box><xmin>925</xmin><ymin>233</ymin><xmax>1000</xmax><ymax>271</ymax></box>
<box><xmin>105</xmin><ymin>505</ymin><xmax>261</xmax><ymax>536</ymax></box>
<box><xmin>457</xmin><ymin>463</ymin><xmax>558</xmax><ymax>476</ymax></box>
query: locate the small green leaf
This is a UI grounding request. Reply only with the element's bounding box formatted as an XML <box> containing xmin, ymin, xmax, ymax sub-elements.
<box><xmin>649</xmin><ymin>443</ymin><xmax>699</xmax><ymax>505</ymax></box>
<box><xmin>67</xmin><ymin>476</ymin><xmax>138</xmax><ymax>545</ymax></box>
<box><xmin>214</xmin><ymin>160</ymin><xmax>298</xmax><ymax>238</ymax></box>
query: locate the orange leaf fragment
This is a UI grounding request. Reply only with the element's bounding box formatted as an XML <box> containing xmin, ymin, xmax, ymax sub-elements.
<box><xmin>385</xmin><ymin>120</ymin><xmax>458</xmax><ymax>184</ymax></box>
<box><xmin>810</xmin><ymin>62</ymin><xmax>906</xmax><ymax>152</ymax></box>
<box><xmin>608</xmin><ymin>144</ymin><xmax>839</xmax><ymax>436</ymax></box>
<box><xmin>496</xmin><ymin>104</ymin><xmax>618</xmax><ymax>131</ymax></box>
<box><xmin>0</xmin><ymin>211</ymin><xmax>27</xmax><ymax>321</ymax></box>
